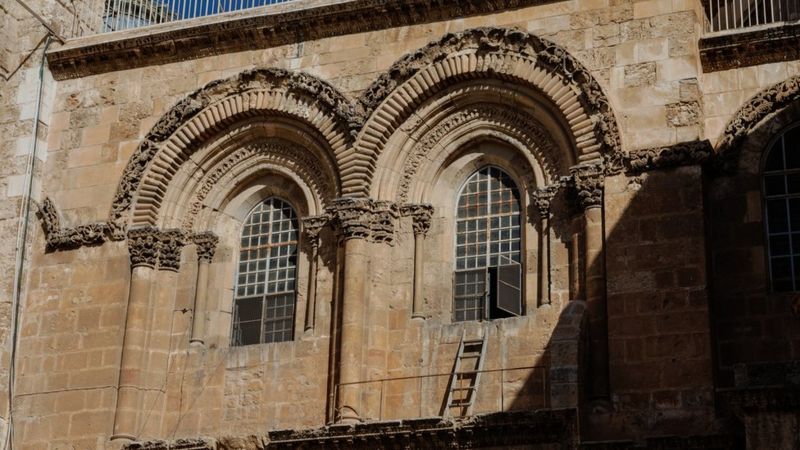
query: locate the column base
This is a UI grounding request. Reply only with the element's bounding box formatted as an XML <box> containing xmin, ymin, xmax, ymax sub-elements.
<box><xmin>336</xmin><ymin>405</ymin><xmax>362</xmax><ymax>424</ymax></box>
<box><xmin>189</xmin><ymin>338</ymin><xmax>204</xmax><ymax>346</ymax></box>
<box><xmin>110</xmin><ymin>433</ymin><xmax>136</xmax><ymax>441</ymax></box>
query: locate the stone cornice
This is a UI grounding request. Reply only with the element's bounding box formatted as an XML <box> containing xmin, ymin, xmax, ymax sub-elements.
<box><xmin>700</xmin><ymin>22</ymin><xmax>800</xmax><ymax>73</ymax></box>
<box><xmin>46</xmin><ymin>0</ymin><xmax>560</xmax><ymax>80</ymax></box>
<box><xmin>624</xmin><ymin>140</ymin><xmax>713</xmax><ymax>174</ymax></box>
<box><xmin>126</xmin><ymin>410</ymin><xmax>578</xmax><ymax>450</ymax></box>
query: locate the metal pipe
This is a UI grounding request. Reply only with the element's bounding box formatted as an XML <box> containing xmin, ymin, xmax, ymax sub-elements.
<box><xmin>5</xmin><ymin>33</ymin><xmax>54</xmax><ymax>450</ymax></box>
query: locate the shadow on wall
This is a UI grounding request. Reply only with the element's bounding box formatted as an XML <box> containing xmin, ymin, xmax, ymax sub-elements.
<box><xmin>507</xmin><ymin>162</ymin><xmax>726</xmax><ymax>443</ymax></box>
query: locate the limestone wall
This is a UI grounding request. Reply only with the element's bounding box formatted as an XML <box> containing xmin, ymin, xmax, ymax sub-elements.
<box><xmin>4</xmin><ymin>0</ymin><xmax>800</xmax><ymax>448</ymax></box>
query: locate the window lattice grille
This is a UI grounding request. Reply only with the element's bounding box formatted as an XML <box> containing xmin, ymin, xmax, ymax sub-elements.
<box><xmin>232</xmin><ymin>198</ymin><xmax>298</xmax><ymax>345</ymax></box>
<box><xmin>454</xmin><ymin>167</ymin><xmax>522</xmax><ymax>322</ymax></box>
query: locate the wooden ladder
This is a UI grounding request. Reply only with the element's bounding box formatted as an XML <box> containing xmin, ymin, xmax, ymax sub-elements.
<box><xmin>443</xmin><ymin>333</ymin><xmax>488</xmax><ymax>418</ymax></box>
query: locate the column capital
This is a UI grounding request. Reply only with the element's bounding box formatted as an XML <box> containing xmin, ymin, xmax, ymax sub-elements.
<box><xmin>301</xmin><ymin>214</ymin><xmax>331</xmax><ymax>247</ymax></box>
<box><xmin>156</xmin><ymin>229</ymin><xmax>186</xmax><ymax>272</ymax></box>
<box><xmin>400</xmin><ymin>203</ymin><xmax>434</xmax><ymax>237</ymax></box>
<box><xmin>127</xmin><ymin>227</ymin><xmax>160</xmax><ymax>269</ymax></box>
<box><xmin>570</xmin><ymin>163</ymin><xmax>605</xmax><ymax>210</ymax></box>
<box><xmin>532</xmin><ymin>185</ymin><xmax>559</xmax><ymax>219</ymax></box>
<box><xmin>325</xmin><ymin>198</ymin><xmax>400</xmax><ymax>244</ymax></box>
<box><xmin>192</xmin><ymin>231</ymin><xmax>219</xmax><ymax>264</ymax></box>
<box><xmin>126</xmin><ymin>227</ymin><xmax>188</xmax><ymax>271</ymax></box>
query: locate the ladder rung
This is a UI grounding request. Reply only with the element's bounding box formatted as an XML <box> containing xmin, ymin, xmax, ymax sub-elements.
<box><xmin>451</xmin><ymin>386</ymin><xmax>476</xmax><ymax>391</ymax></box>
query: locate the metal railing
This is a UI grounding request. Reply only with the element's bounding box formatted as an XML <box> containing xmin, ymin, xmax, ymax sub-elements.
<box><xmin>706</xmin><ymin>0</ymin><xmax>800</xmax><ymax>32</ymax></box>
<box><xmin>74</xmin><ymin>0</ymin><xmax>298</xmax><ymax>36</ymax></box>
<box><xmin>332</xmin><ymin>365</ymin><xmax>548</xmax><ymax>422</ymax></box>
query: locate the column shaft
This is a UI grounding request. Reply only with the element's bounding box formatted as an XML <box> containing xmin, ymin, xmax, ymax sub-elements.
<box><xmin>190</xmin><ymin>261</ymin><xmax>209</xmax><ymax>345</ymax></box>
<box><xmin>337</xmin><ymin>238</ymin><xmax>368</xmax><ymax>422</ymax></box>
<box><xmin>112</xmin><ymin>265</ymin><xmax>154</xmax><ymax>441</ymax></box>
<box><xmin>584</xmin><ymin>206</ymin><xmax>609</xmax><ymax>400</ymax></box>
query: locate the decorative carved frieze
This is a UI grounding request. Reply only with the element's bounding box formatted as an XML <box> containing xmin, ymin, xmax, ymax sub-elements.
<box><xmin>625</xmin><ymin>140</ymin><xmax>713</xmax><ymax>174</ymax></box>
<box><xmin>400</xmin><ymin>204</ymin><xmax>434</xmax><ymax>237</ymax></box>
<box><xmin>532</xmin><ymin>185</ymin><xmax>559</xmax><ymax>219</ymax></box>
<box><xmin>192</xmin><ymin>232</ymin><xmax>219</xmax><ymax>264</ymax></box>
<box><xmin>570</xmin><ymin>163</ymin><xmax>605</xmax><ymax>210</ymax></box>
<box><xmin>326</xmin><ymin>198</ymin><xmax>403</xmax><ymax>244</ymax></box>
<box><xmin>37</xmin><ymin>197</ymin><xmax>109</xmax><ymax>251</ymax></box>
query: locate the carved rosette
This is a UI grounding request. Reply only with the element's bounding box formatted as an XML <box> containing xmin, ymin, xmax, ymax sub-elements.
<box><xmin>156</xmin><ymin>229</ymin><xmax>186</xmax><ymax>272</ymax></box>
<box><xmin>301</xmin><ymin>214</ymin><xmax>330</xmax><ymax>249</ymax></box>
<box><xmin>127</xmin><ymin>227</ymin><xmax>160</xmax><ymax>269</ymax></box>
<box><xmin>571</xmin><ymin>163</ymin><xmax>605</xmax><ymax>210</ymax></box>
<box><xmin>326</xmin><ymin>198</ymin><xmax>402</xmax><ymax>244</ymax></box>
<box><xmin>532</xmin><ymin>185</ymin><xmax>559</xmax><ymax>219</ymax></box>
<box><xmin>192</xmin><ymin>232</ymin><xmax>219</xmax><ymax>264</ymax></box>
<box><xmin>400</xmin><ymin>204</ymin><xmax>434</xmax><ymax>237</ymax></box>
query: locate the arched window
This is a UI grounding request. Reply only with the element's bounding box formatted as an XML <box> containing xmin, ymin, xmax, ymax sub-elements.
<box><xmin>764</xmin><ymin>125</ymin><xmax>800</xmax><ymax>292</ymax></box>
<box><xmin>231</xmin><ymin>198</ymin><xmax>299</xmax><ymax>345</ymax></box>
<box><xmin>454</xmin><ymin>166</ymin><xmax>523</xmax><ymax>322</ymax></box>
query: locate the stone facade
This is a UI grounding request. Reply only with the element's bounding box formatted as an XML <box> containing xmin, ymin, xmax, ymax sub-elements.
<box><xmin>2</xmin><ymin>0</ymin><xmax>800</xmax><ymax>449</ymax></box>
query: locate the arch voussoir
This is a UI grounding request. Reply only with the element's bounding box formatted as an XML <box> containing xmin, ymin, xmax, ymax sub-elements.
<box><xmin>346</xmin><ymin>27</ymin><xmax>621</xmax><ymax>198</ymax></box>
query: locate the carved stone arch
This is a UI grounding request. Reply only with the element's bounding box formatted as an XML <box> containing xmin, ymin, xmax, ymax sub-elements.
<box><xmin>372</xmin><ymin>81</ymin><xmax>568</xmax><ymax>204</ymax></box>
<box><xmin>108</xmin><ymin>67</ymin><xmax>361</xmax><ymax>237</ymax></box>
<box><xmin>714</xmin><ymin>74</ymin><xmax>800</xmax><ymax>173</ymax></box>
<box><xmin>153</xmin><ymin>117</ymin><xmax>340</xmax><ymax>231</ymax></box>
<box><xmin>349</xmin><ymin>27</ymin><xmax>621</xmax><ymax>197</ymax></box>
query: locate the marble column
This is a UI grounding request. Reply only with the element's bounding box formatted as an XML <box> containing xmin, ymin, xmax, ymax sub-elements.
<box><xmin>112</xmin><ymin>227</ymin><xmax>160</xmax><ymax>442</ymax></box>
<box><xmin>189</xmin><ymin>232</ymin><xmax>218</xmax><ymax>346</ymax></box>
<box><xmin>533</xmin><ymin>186</ymin><xmax>558</xmax><ymax>307</ymax></box>
<box><xmin>328</xmin><ymin>198</ymin><xmax>374</xmax><ymax>423</ymax></box>
<box><xmin>400</xmin><ymin>204</ymin><xmax>434</xmax><ymax>319</ymax></box>
<box><xmin>572</xmin><ymin>163</ymin><xmax>609</xmax><ymax>401</ymax></box>
<box><xmin>301</xmin><ymin>215</ymin><xmax>329</xmax><ymax>332</ymax></box>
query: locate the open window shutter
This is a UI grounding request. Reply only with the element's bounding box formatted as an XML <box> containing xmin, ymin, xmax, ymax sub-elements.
<box><xmin>495</xmin><ymin>263</ymin><xmax>522</xmax><ymax>316</ymax></box>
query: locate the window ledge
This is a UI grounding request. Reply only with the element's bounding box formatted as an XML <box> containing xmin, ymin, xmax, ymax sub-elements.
<box><xmin>46</xmin><ymin>0</ymin><xmax>559</xmax><ymax>81</ymax></box>
<box><xmin>700</xmin><ymin>20</ymin><xmax>800</xmax><ymax>73</ymax></box>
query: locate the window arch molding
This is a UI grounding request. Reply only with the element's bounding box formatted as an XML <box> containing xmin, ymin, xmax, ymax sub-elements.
<box><xmin>408</xmin><ymin>138</ymin><xmax>553</xmax><ymax>323</ymax></box>
<box><xmin>188</xmin><ymin>162</ymin><xmax>323</xmax><ymax>348</ymax></box>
